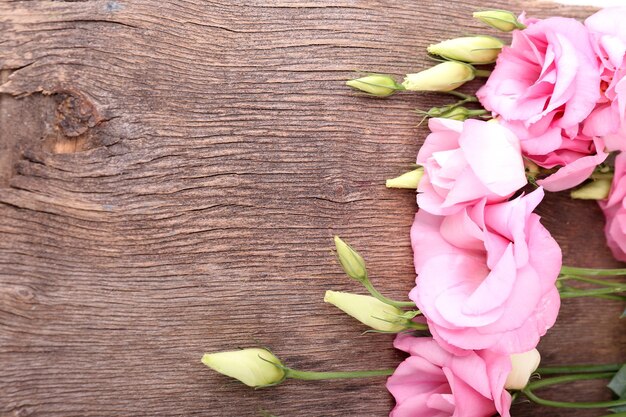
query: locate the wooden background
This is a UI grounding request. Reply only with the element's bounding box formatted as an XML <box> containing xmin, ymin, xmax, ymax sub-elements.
<box><xmin>1</xmin><ymin>1</ymin><xmax>624</xmax><ymax>416</ymax></box>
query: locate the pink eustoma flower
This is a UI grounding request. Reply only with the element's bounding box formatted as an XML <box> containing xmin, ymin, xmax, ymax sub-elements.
<box><xmin>477</xmin><ymin>16</ymin><xmax>606</xmax><ymax>192</ymax></box>
<box><xmin>585</xmin><ymin>7</ymin><xmax>626</xmax><ymax>150</ymax></box>
<box><xmin>416</xmin><ymin>118</ymin><xmax>526</xmax><ymax>216</ymax></box>
<box><xmin>386</xmin><ymin>335</ymin><xmax>511</xmax><ymax>417</ymax></box>
<box><xmin>410</xmin><ymin>188</ymin><xmax>562</xmax><ymax>354</ymax></box>
<box><xmin>599</xmin><ymin>153</ymin><xmax>626</xmax><ymax>262</ymax></box>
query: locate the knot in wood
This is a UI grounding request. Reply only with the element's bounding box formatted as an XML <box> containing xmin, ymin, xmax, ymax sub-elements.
<box><xmin>55</xmin><ymin>92</ymin><xmax>100</xmax><ymax>138</ymax></box>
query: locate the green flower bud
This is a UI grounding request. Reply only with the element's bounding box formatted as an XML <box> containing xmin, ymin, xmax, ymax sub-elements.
<box><xmin>201</xmin><ymin>348</ymin><xmax>285</xmax><ymax>388</ymax></box>
<box><xmin>439</xmin><ymin>106</ymin><xmax>473</xmax><ymax>121</ymax></box>
<box><xmin>427</xmin><ymin>105</ymin><xmax>488</xmax><ymax>121</ymax></box>
<box><xmin>570</xmin><ymin>179</ymin><xmax>612</xmax><ymax>200</ymax></box>
<box><xmin>324</xmin><ymin>290</ymin><xmax>406</xmax><ymax>332</ymax></box>
<box><xmin>428</xmin><ymin>36</ymin><xmax>504</xmax><ymax>64</ymax></box>
<box><xmin>402</xmin><ymin>62</ymin><xmax>475</xmax><ymax>92</ymax></box>
<box><xmin>334</xmin><ymin>236</ymin><xmax>367</xmax><ymax>282</ymax></box>
<box><xmin>473</xmin><ymin>10</ymin><xmax>526</xmax><ymax>32</ymax></box>
<box><xmin>346</xmin><ymin>74</ymin><xmax>402</xmax><ymax>97</ymax></box>
<box><xmin>386</xmin><ymin>167</ymin><xmax>423</xmax><ymax>189</ymax></box>
<box><xmin>505</xmin><ymin>349</ymin><xmax>541</xmax><ymax>390</ymax></box>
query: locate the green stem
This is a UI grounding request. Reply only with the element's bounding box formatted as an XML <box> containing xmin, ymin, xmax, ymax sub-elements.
<box><xmin>560</xmin><ymin>266</ymin><xmax>626</xmax><ymax>276</ymax></box>
<box><xmin>592</xmin><ymin>294</ymin><xmax>626</xmax><ymax>301</ymax></box>
<box><xmin>600</xmin><ymin>413</ymin><xmax>626</xmax><ymax>417</ymax></box>
<box><xmin>285</xmin><ymin>367</ymin><xmax>394</xmax><ymax>381</ymax></box>
<box><xmin>537</xmin><ymin>364</ymin><xmax>622</xmax><ymax>375</ymax></box>
<box><xmin>445</xmin><ymin>91</ymin><xmax>477</xmax><ymax>101</ymax></box>
<box><xmin>406</xmin><ymin>321</ymin><xmax>429</xmax><ymax>331</ymax></box>
<box><xmin>448</xmin><ymin>97</ymin><xmax>474</xmax><ymax>109</ymax></box>
<box><xmin>362</xmin><ymin>279</ymin><xmax>416</xmax><ymax>308</ymax></box>
<box><xmin>560</xmin><ymin>286</ymin><xmax>626</xmax><ymax>298</ymax></box>
<box><xmin>559</xmin><ymin>275</ymin><xmax>625</xmax><ymax>288</ymax></box>
<box><xmin>474</xmin><ymin>69</ymin><xmax>492</xmax><ymax>77</ymax></box>
<box><xmin>467</xmin><ymin>109</ymin><xmax>489</xmax><ymax>117</ymax></box>
<box><xmin>523</xmin><ymin>372</ymin><xmax>626</xmax><ymax>409</ymax></box>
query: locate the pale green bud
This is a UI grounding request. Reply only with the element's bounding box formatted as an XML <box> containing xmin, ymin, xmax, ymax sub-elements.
<box><xmin>346</xmin><ymin>74</ymin><xmax>402</xmax><ymax>97</ymax></box>
<box><xmin>425</xmin><ymin>105</ymin><xmax>487</xmax><ymax>121</ymax></box>
<box><xmin>402</xmin><ymin>62</ymin><xmax>475</xmax><ymax>92</ymax></box>
<box><xmin>571</xmin><ymin>179</ymin><xmax>612</xmax><ymax>200</ymax></box>
<box><xmin>201</xmin><ymin>348</ymin><xmax>285</xmax><ymax>388</ymax></box>
<box><xmin>386</xmin><ymin>167</ymin><xmax>423</xmax><ymax>189</ymax></box>
<box><xmin>428</xmin><ymin>36</ymin><xmax>504</xmax><ymax>64</ymax></box>
<box><xmin>505</xmin><ymin>349</ymin><xmax>541</xmax><ymax>390</ymax></box>
<box><xmin>473</xmin><ymin>10</ymin><xmax>526</xmax><ymax>32</ymax></box>
<box><xmin>334</xmin><ymin>236</ymin><xmax>367</xmax><ymax>282</ymax></box>
<box><xmin>324</xmin><ymin>290</ymin><xmax>405</xmax><ymax>332</ymax></box>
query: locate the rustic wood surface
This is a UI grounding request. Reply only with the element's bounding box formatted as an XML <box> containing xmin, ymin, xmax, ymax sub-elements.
<box><xmin>1</xmin><ymin>1</ymin><xmax>624</xmax><ymax>416</ymax></box>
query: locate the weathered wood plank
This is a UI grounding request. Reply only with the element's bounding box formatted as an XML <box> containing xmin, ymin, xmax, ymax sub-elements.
<box><xmin>0</xmin><ymin>1</ymin><xmax>623</xmax><ymax>416</ymax></box>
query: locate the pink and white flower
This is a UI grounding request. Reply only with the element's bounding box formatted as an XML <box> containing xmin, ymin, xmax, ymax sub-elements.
<box><xmin>386</xmin><ymin>334</ymin><xmax>511</xmax><ymax>417</ymax></box>
<box><xmin>477</xmin><ymin>16</ymin><xmax>606</xmax><ymax>192</ymax></box>
<box><xmin>599</xmin><ymin>153</ymin><xmax>626</xmax><ymax>262</ymax></box>
<box><xmin>416</xmin><ymin>118</ymin><xmax>526</xmax><ymax>216</ymax></box>
<box><xmin>410</xmin><ymin>188</ymin><xmax>562</xmax><ymax>354</ymax></box>
<box><xmin>584</xmin><ymin>7</ymin><xmax>626</xmax><ymax>146</ymax></box>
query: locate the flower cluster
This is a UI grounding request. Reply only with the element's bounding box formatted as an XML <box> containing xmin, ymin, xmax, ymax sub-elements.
<box><xmin>201</xmin><ymin>7</ymin><xmax>626</xmax><ymax>417</ymax></box>
<box><xmin>475</xmin><ymin>7</ymin><xmax>626</xmax><ymax>261</ymax></box>
<box><xmin>386</xmin><ymin>116</ymin><xmax>562</xmax><ymax>416</ymax></box>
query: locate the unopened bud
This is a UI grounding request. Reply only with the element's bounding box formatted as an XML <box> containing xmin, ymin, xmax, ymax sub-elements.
<box><xmin>324</xmin><ymin>290</ymin><xmax>406</xmax><ymax>332</ymax></box>
<box><xmin>427</xmin><ymin>105</ymin><xmax>488</xmax><ymax>121</ymax></box>
<box><xmin>334</xmin><ymin>236</ymin><xmax>367</xmax><ymax>282</ymax></box>
<box><xmin>402</xmin><ymin>62</ymin><xmax>474</xmax><ymax>92</ymax></box>
<box><xmin>571</xmin><ymin>179</ymin><xmax>612</xmax><ymax>200</ymax></box>
<box><xmin>428</xmin><ymin>36</ymin><xmax>504</xmax><ymax>64</ymax></box>
<box><xmin>386</xmin><ymin>167</ymin><xmax>423</xmax><ymax>189</ymax></box>
<box><xmin>505</xmin><ymin>349</ymin><xmax>541</xmax><ymax>390</ymax></box>
<box><xmin>201</xmin><ymin>348</ymin><xmax>285</xmax><ymax>388</ymax></box>
<box><xmin>473</xmin><ymin>10</ymin><xmax>526</xmax><ymax>32</ymax></box>
<box><xmin>346</xmin><ymin>74</ymin><xmax>403</xmax><ymax>97</ymax></box>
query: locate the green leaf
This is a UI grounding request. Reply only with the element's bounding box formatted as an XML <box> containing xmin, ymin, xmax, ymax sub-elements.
<box><xmin>608</xmin><ymin>364</ymin><xmax>626</xmax><ymax>398</ymax></box>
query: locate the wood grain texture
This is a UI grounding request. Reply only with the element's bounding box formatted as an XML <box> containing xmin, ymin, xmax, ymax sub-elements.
<box><xmin>0</xmin><ymin>1</ymin><xmax>624</xmax><ymax>416</ymax></box>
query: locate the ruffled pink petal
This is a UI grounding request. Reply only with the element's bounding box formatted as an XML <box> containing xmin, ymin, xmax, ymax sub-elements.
<box><xmin>537</xmin><ymin>145</ymin><xmax>608</xmax><ymax>192</ymax></box>
<box><xmin>458</xmin><ymin>120</ymin><xmax>526</xmax><ymax>196</ymax></box>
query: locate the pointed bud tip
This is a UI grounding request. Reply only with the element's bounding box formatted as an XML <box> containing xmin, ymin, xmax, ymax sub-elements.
<box><xmin>403</xmin><ymin>62</ymin><xmax>474</xmax><ymax>92</ymax></box>
<box><xmin>473</xmin><ymin>10</ymin><xmax>525</xmax><ymax>32</ymax></box>
<box><xmin>201</xmin><ymin>348</ymin><xmax>285</xmax><ymax>388</ymax></box>
<box><xmin>346</xmin><ymin>75</ymin><xmax>399</xmax><ymax>97</ymax></box>
<box><xmin>427</xmin><ymin>36</ymin><xmax>504</xmax><ymax>64</ymax></box>
<box><xmin>324</xmin><ymin>290</ymin><xmax>405</xmax><ymax>332</ymax></box>
<box><xmin>333</xmin><ymin>236</ymin><xmax>368</xmax><ymax>282</ymax></box>
<box><xmin>386</xmin><ymin>167</ymin><xmax>423</xmax><ymax>189</ymax></box>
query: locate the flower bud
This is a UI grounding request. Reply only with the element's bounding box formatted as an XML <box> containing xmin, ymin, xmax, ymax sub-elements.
<box><xmin>428</xmin><ymin>36</ymin><xmax>504</xmax><ymax>64</ymax></box>
<box><xmin>402</xmin><ymin>62</ymin><xmax>474</xmax><ymax>92</ymax></box>
<box><xmin>473</xmin><ymin>10</ymin><xmax>526</xmax><ymax>32</ymax></box>
<box><xmin>386</xmin><ymin>167</ymin><xmax>423</xmax><ymax>189</ymax></box>
<box><xmin>425</xmin><ymin>105</ymin><xmax>487</xmax><ymax>121</ymax></box>
<box><xmin>505</xmin><ymin>349</ymin><xmax>541</xmax><ymax>390</ymax></box>
<box><xmin>571</xmin><ymin>179</ymin><xmax>612</xmax><ymax>200</ymax></box>
<box><xmin>346</xmin><ymin>74</ymin><xmax>402</xmax><ymax>97</ymax></box>
<box><xmin>201</xmin><ymin>348</ymin><xmax>285</xmax><ymax>388</ymax></box>
<box><xmin>324</xmin><ymin>290</ymin><xmax>405</xmax><ymax>332</ymax></box>
<box><xmin>334</xmin><ymin>236</ymin><xmax>367</xmax><ymax>282</ymax></box>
